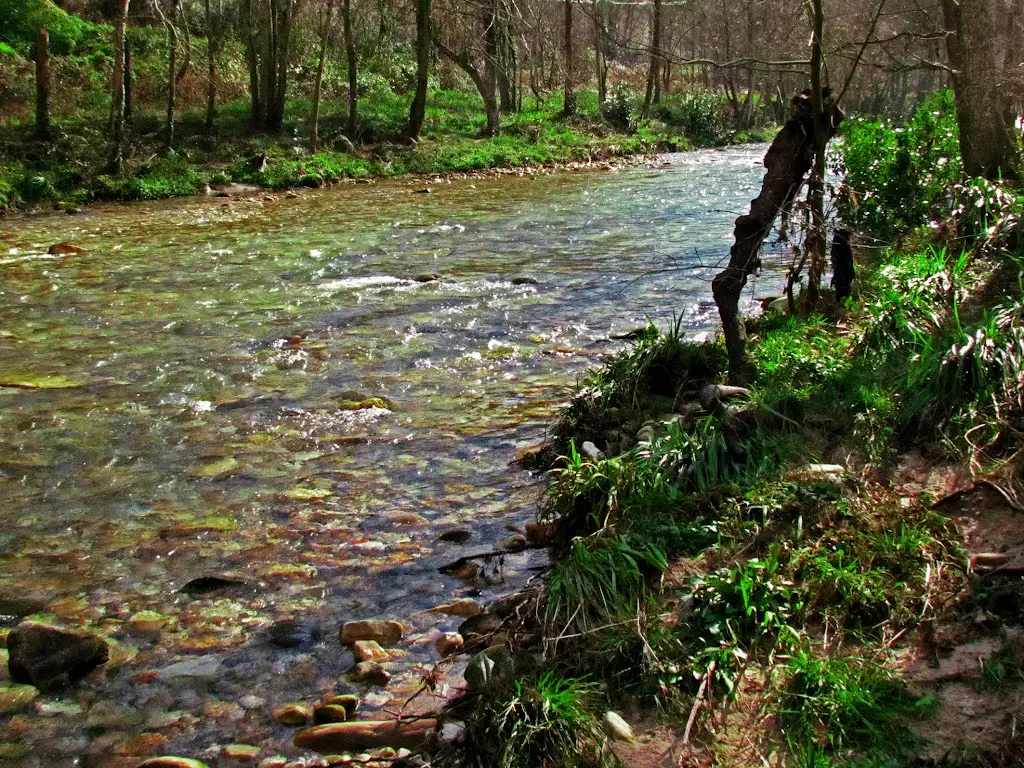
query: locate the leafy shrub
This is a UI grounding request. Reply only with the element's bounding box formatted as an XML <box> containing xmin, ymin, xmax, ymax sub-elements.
<box><xmin>836</xmin><ymin>90</ymin><xmax>961</xmax><ymax>239</ymax></box>
<box><xmin>603</xmin><ymin>87</ymin><xmax>641</xmax><ymax>131</ymax></box>
<box><xmin>655</xmin><ymin>90</ymin><xmax>729</xmax><ymax>146</ymax></box>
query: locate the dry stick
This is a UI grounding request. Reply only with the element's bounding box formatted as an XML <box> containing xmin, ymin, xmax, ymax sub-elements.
<box><xmin>683</xmin><ymin>660</ymin><xmax>715</xmax><ymax>744</ymax></box>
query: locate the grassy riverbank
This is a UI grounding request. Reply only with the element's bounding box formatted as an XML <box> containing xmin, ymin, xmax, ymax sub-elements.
<box><xmin>0</xmin><ymin>89</ymin><xmax>774</xmax><ymax>213</ymax></box>
<box><xmin>433</xmin><ymin>105</ymin><xmax>1024</xmax><ymax>766</ymax></box>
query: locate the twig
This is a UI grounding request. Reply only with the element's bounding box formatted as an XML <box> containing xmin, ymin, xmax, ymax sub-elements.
<box><xmin>683</xmin><ymin>660</ymin><xmax>715</xmax><ymax>744</ymax></box>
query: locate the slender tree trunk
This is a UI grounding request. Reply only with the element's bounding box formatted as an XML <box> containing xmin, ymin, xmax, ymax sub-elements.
<box><xmin>592</xmin><ymin>0</ymin><xmax>605</xmax><ymax>109</ymax></box>
<box><xmin>942</xmin><ymin>0</ymin><xmax>1020</xmax><ymax>179</ymax></box>
<box><xmin>806</xmin><ymin>0</ymin><xmax>826</xmax><ymax>304</ymax></box>
<box><xmin>34</xmin><ymin>27</ymin><xmax>50</xmax><ymax>140</ymax></box>
<box><xmin>642</xmin><ymin>0</ymin><xmax>662</xmax><ymax>115</ymax></box>
<box><xmin>124</xmin><ymin>35</ymin><xmax>133</xmax><ymax>123</ymax></box>
<box><xmin>562</xmin><ymin>0</ymin><xmax>575</xmax><ymax>116</ymax></box>
<box><xmin>343</xmin><ymin>0</ymin><xmax>358</xmax><ymax>137</ymax></box>
<box><xmin>108</xmin><ymin>0</ymin><xmax>130</xmax><ymax>173</ymax></box>
<box><xmin>205</xmin><ymin>0</ymin><xmax>217</xmax><ymax>133</ymax></box>
<box><xmin>407</xmin><ymin>0</ymin><xmax>431</xmax><ymax>141</ymax></box>
<box><xmin>309</xmin><ymin>0</ymin><xmax>335</xmax><ymax>152</ymax></box>
<box><xmin>165</xmin><ymin>0</ymin><xmax>178</xmax><ymax>153</ymax></box>
<box><xmin>243</xmin><ymin>0</ymin><xmax>262</xmax><ymax>127</ymax></box>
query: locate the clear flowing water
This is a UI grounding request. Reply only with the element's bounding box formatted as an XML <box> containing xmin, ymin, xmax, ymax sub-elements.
<box><xmin>0</xmin><ymin>145</ymin><xmax>785</xmax><ymax>765</ymax></box>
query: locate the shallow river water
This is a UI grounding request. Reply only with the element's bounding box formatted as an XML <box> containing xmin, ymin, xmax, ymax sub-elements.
<box><xmin>0</xmin><ymin>145</ymin><xmax>785</xmax><ymax>766</ymax></box>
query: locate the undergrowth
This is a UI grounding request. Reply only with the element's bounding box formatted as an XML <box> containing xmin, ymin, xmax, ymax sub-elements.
<box><xmin>506</xmin><ymin>231</ymin><xmax>1024</xmax><ymax>766</ymax></box>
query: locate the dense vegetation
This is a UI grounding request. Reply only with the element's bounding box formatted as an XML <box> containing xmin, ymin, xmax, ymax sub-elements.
<box><xmin>438</xmin><ymin>94</ymin><xmax>1024</xmax><ymax>767</ymax></box>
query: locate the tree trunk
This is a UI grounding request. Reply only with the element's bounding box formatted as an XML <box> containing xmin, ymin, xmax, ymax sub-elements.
<box><xmin>205</xmin><ymin>0</ymin><xmax>217</xmax><ymax>133</ymax></box>
<box><xmin>592</xmin><ymin>0</ymin><xmax>605</xmax><ymax>108</ymax></box>
<box><xmin>108</xmin><ymin>0</ymin><xmax>130</xmax><ymax>173</ymax></box>
<box><xmin>124</xmin><ymin>35</ymin><xmax>133</xmax><ymax>123</ymax></box>
<box><xmin>243</xmin><ymin>0</ymin><xmax>262</xmax><ymax>127</ymax></box>
<box><xmin>309</xmin><ymin>0</ymin><xmax>335</xmax><ymax>152</ymax></box>
<box><xmin>165</xmin><ymin>0</ymin><xmax>178</xmax><ymax>153</ymax></box>
<box><xmin>343</xmin><ymin>0</ymin><xmax>358</xmax><ymax>137</ymax></box>
<box><xmin>34</xmin><ymin>27</ymin><xmax>50</xmax><ymax>140</ymax></box>
<box><xmin>942</xmin><ymin>0</ymin><xmax>1020</xmax><ymax>180</ymax></box>
<box><xmin>805</xmin><ymin>0</ymin><xmax>825</xmax><ymax>304</ymax></box>
<box><xmin>711</xmin><ymin>91</ymin><xmax>841</xmax><ymax>384</ymax></box>
<box><xmin>407</xmin><ymin>0</ymin><xmax>431</xmax><ymax>141</ymax></box>
<box><xmin>434</xmin><ymin>38</ymin><xmax>500</xmax><ymax>137</ymax></box>
<box><xmin>562</xmin><ymin>0</ymin><xmax>575</xmax><ymax>116</ymax></box>
<box><xmin>642</xmin><ymin>0</ymin><xmax>662</xmax><ymax>116</ymax></box>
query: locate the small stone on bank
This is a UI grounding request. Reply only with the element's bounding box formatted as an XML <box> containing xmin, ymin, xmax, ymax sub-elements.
<box><xmin>601</xmin><ymin>711</ymin><xmax>635</xmax><ymax>743</ymax></box>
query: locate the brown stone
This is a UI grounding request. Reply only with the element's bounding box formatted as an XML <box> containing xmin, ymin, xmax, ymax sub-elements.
<box><xmin>6</xmin><ymin>621</ymin><xmax>109</xmax><ymax>691</ymax></box>
<box><xmin>434</xmin><ymin>632</ymin><xmax>464</xmax><ymax>658</ymax></box>
<box><xmin>352</xmin><ymin>640</ymin><xmax>391</xmax><ymax>663</ymax></box>
<box><xmin>339</xmin><ymin>620</ymin><xmax>405</xmax><ymax>647</ymax></box>
<box><xmin>293</xmin><ymin>719</ymin><xmax>436</xmax><ymax>752</ymax></box>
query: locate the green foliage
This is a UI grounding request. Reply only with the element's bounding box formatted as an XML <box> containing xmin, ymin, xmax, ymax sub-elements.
<box><xmin>459</xmin><ymin>672</ymin><xmax>610</xmax><ymax>768</ymax></box>
<box><xmin>603</xmin><ymin>87</ymin><xmax>642</xmax><ymax>131</ymax></box>
<box><xmin>544</xmin><ymin>532</ymin><xmax>671</xmax><ymax>636</ymax></box>
<box><xmin>0</xmin><ymin>0</ymin><xmax>108</xmax><ymax>57</ymax></box>
<box><xmin>685</xmin><ymin>550</ymin><xmax>804</xmax><ymax>651</ymax></box>
<box><xmin>654</xmin><ymin>91</ymin><xmax>730</xmax><ymax>146</ymax></box>
<box><xmin>836</xmin><ymin>90</ymin><xmax>961</xmax><ymax>239</ymax></box>
<box><xmin>779</xmin><ymin>652</ymin><xmax>929</xmax><ymax>761</ymax></box>
<box><xmin>92</xmin><ymin>157</ymin><xmax>204</xmax><ymax>200</ymax></box>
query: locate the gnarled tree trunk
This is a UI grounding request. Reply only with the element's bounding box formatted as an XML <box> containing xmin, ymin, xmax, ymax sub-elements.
<box><xmin>711</xmin><ymin>90</ymin><xmax>842</xmax><ymax>384</ymax></box>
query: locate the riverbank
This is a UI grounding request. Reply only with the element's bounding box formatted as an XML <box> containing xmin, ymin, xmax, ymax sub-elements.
<box><xmin>0</xmin><ymin>91</ymin><xmax>774</xmax><ymax>214</ymax></box>
<box><xmin>423</xmin><ymin>222</ymin><xmax>1024</xmax><ymax>764</ymax></box>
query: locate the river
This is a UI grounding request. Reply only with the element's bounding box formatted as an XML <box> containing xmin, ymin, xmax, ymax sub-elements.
<box><xmin>0</xmin><ymin>144</ymin><xmax>786</xmax><ymax>766</ymax></box>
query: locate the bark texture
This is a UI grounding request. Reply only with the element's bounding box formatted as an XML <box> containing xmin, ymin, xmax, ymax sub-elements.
<box><xmin>108</xmin><ymin>0</ymin><xmax>131</xmax><ymax>173</ymax></box>
<box><xmin>407</xmin><ymin>0</ymin><xmax>431</xmax><ymax>141</ymax></box>
<box><xmin>711</xmin><ymin>91</ymin><xmax>841</xmax><ymax>384</ymax></box>
<box><xmin>943</xmin><ymin>0</ymin><xmax>1020</xmax><ymax>180</ymax></box>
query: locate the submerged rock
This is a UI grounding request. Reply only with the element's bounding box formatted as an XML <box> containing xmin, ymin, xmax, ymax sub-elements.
<box><xmin>340</xmin><ymin>620</ymin><xmax>405</xmax><ymax>647</ymax></box>
<box><xmin>312</xmin><ymin>703</ymin><xmax>349</xmax><ymax>724</ymax></box>
<box><xmin>6</xmin><ymin>622</ymin><xmax>109</xmax><ymax>692</ymax></box>
<box><xmin>346</xmin><ymin>661</ymin><xmax>391</xmax><ymax>686</ymax></box>
<box><xmin>272</xmin><ymin>703</ymin><xmax>312</xmax><ymax>727</ymax></box>
<box><xmin>137</xmin><ymin>758</ymin><xmax>210</xmax><ymax>768</ymax></box>
<box><xmin>352</xmin><ymin>640</ymin><xmax>391</xmax><ymax>663</ymax></box>
<box><xmin>434</xmin><ymin>632</ymin><xmax>464</xmax><ymax>658</ymax></box>
<box><xmin>293</xmin><ymin>719</ymin><xmax>437</xmax><ymax>752</ymax></box>
<box><xmin>223</xmin><ymin>744</ymin><xmax>261</xmax><ymax>761</ymax></box>
<box><xmin>0</xmin><ymin>596</ymin><xmax>46</xmax><ymax>626</ymax></box>
<box><xmin>438</xmin><ymin>528</ymin><xmax>472</xmax><ymax>544</ymax></box>
<box><xmin>47</xmin><ymin>242</ymin><xmax>87</xmax><ymax>255</ymax></box>
<box><xmin>500</xmin><ymin>534</ymin><xmax>528</xmax><ymax>552</ymax></box>
<box><xmin>269</xmin><ymin>619</ymin><xmax>320</xmax><ymax>649</ymax></box>
<box><xmin>323</xmin><ymin>694</ymin><xmax>360</xmax><ymax>717</ymax></box>
<box><xmin>510</xmin><ymin>277</ymin><xmax>539</xmax><ymax>286</ymax></box>
<box><xmin>0</xmin><ymin>683</ymin><xmax>39</xmax><ymax>714</ymax></box>
<box><xmin>423</xmin><ymin>598</ymin><xmax>482</xmax><ymax>618</ymax></box>
<box><xmin>156</xmin><ymin>654</ymin><xmax>223</xmax><ymax>680</ymax></box>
